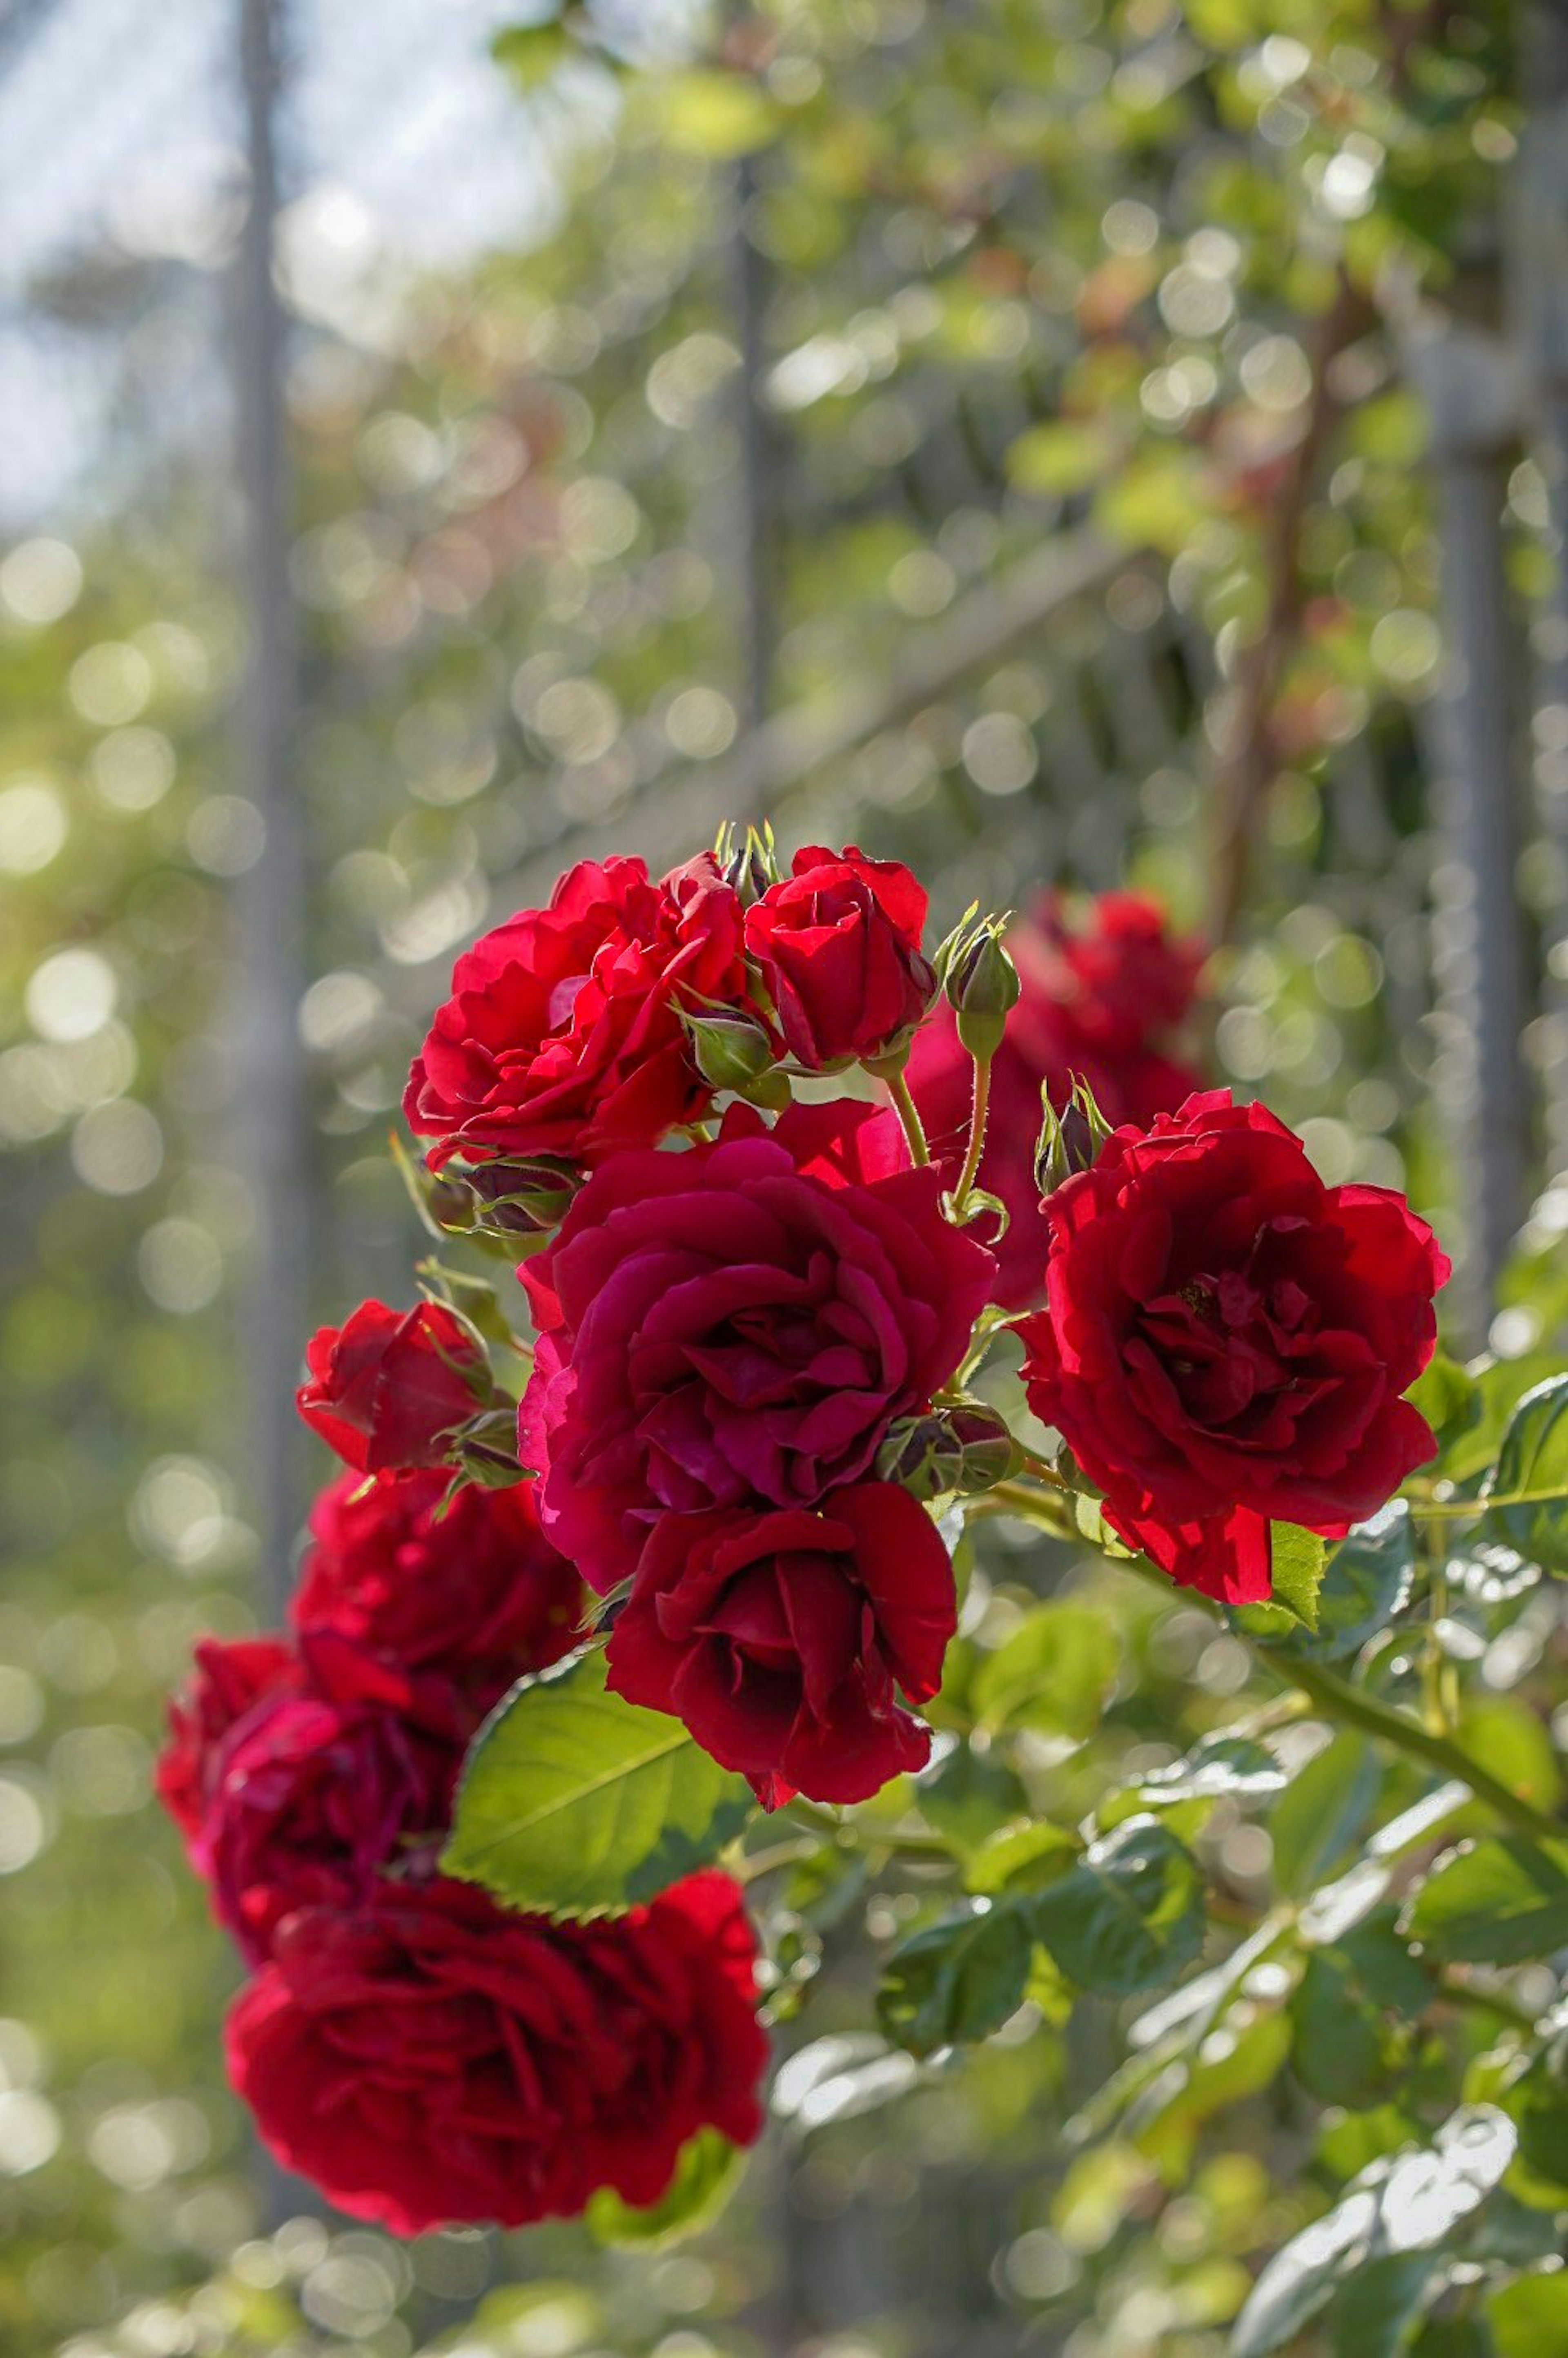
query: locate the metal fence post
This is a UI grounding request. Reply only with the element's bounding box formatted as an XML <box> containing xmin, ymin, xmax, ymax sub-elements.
<box><xmin>234</xmin><ymin>0</ymin><xmax>310</xmax><ymax>1617</ymax></box>
<box><xmin>1407</xmin><ymin>316</ymin><xmax>1528</xmax><ymax>1344</ymax></box>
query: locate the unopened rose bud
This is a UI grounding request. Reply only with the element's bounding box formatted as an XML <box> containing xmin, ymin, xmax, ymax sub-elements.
<box><xmin>440</xmin><ymin>1156</ymin><xmax>581</xmax><ymax>1241</ymax></box>
<box><xmin>942</xmin><ymin>915</ymin><xmax>1020</xmax><ymax>1062</ymax></box>
<box><xmin>876</xmin><ymin>1402</ymin><xmax>1017</xmax><ymax>1500</ymax></box>
<box><xmin>450</xmin><ymin>1406</ymin><xmax>532</xmax><ymax>1489</ymax></box>
<box><xmin>1035</xmin><ymin>1076</ymin><xmax>1112</xmax><ymax>1195</ymax></box>
<box><xmin>685</xmin><ymin>1008</ymin><xmax>777</xmax><ymax>1094</ymax></box>
<box><xmin>722</xmin><ymin>825</ymin><xmax>781</xmax><ymax>907</ymax></box>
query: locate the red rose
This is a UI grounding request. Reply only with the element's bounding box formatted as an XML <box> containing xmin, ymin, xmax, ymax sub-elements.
<box><xmin>909</xmin><ymin>891</ymin><xmax>1205</xmax><ymax>1309</ymax></box>
<box><xmin>160</xmin><ymin>1633</ymin><xmax>466</xmax><ymax>1965</ymax></box>
<box><xmin>403</xmin><ymin>854</ymin><xmax>746</xmax><ymax>1170</ymax></box>
<box><xmin>294</xmin><ymin>1468</ymin><xmax>583</xmax><ymax>1707</ymax></box>
<box><xmin>225</xmin><ymin>1870</ymin><xmax>768</xmax><ymax>2234</ymax></box>
<box><xmin>519</xmin><ymin>1098</ymin><xmax>995</xmax><ymax>1591</ymax></box>
<box><xmin>296</xmin><ymin>1299</ymin><xmax>492</xmax><ymax>1473</ymax></box>
<box><xmin>1016</xmin><ymin>1091</ymin><xmax>1450</xmax><ymax>1602</ymax></box>
<box><xmin>156</xmin><ymin>1635</ymin><xmax>300</xmax><ymax>1843</ymax></box>
<box><xmin>606</xmin><ymin>1482</ymin><xmax>956</xmax><ymax>1809</ymax></box>
<box><xmin>744</xmin><ymin>845</ymin><xmax>934</xmax><ymax>1068</ymax></box>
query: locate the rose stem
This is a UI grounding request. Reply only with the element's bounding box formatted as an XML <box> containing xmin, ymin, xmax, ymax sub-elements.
<box><xmin>951</xmin><ymin>1052</ymin><xmax>992</xmax><ymax>1215</ymax></box>
<box><xmin>884</xmin><ymin>1068</ymin><xmax>931</xmax><ymax>1167</ymax></box>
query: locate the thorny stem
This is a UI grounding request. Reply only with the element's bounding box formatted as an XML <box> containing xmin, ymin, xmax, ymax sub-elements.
<box><xmin>951</xmin><ymin>1052</ymin><xmax>992</xmax><ymax>1215</ymax></box>
<box><xmin>1409</xmin><ymin>1484</ymin><xmax>1568</xmax><ymax>1520</ymax></box>
<box><xmin>884</xmin><ymin>1068</ymin><xmax>931</xmax><ymax>1167</ymax></box>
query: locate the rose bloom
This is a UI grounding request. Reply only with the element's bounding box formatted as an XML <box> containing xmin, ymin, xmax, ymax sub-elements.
<box><xmin>226</xmin><ymin>1870</ymin><xmax>768</xmax><ymax>2234</ymax></box>
<box><xmin>744</xmin><ymin>845</ymin><xmax>934</xmax><ymax>1068</ymax></box>
<box><xmin>296</xmin><ymin>1299</ymin><xmax>491</xmax><ymax>1474</ymax></box>
<box><xmin>909</xmin><ymin>891</ymin><xmax>1204</xmax><ymax>1308</ymax></box>
<box><xmin>294</xmin><ymin>1467</ymin><xmax>583</xmax><ymax>1707</ymax></box>
<box><xmin>1016</xmin><ymin>1091</ymin><xmax>1450</xmax><ymax>1602</ymax></box>
<box><xmin>158</xmin><ymin>1632</ymin><xmax>467</xmax><ymax>1965</ymax></box>
<box><xmin>403</xmin><ymin>853</ymin><xmax>746</xmax><ymax>1170</ymax></box>
<box><xmin>519</xmin><ymin>1099</ymin><xmax>995</xmax><ymax>1591</ymax></box>
<box><xmin>606</xmin><ymin>1481</ymin><xmax>956</xmax><ymax>1809</ymax></box>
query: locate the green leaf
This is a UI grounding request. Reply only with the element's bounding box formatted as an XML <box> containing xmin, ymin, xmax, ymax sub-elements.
<box><xmin>1134</xmin><ymin>2005</ymin><xmax>1292</xmax><ymax>2181</ymax></box>
<box><xmin>965</xmin><ymin>1821</ymin><xmax>1079</xmax><ymax>1895</ymax></box>
<box><xmin>877</xmin><ymin>1900</ymin><xmax>1036</xmax><ymax>2059</ymax></box>
<box><xmin>1231</xmin><ymin>2108</ymin><xmax>1517</xmax><ymax>2358</ymax></box>
<box><xmin>1291</xmin><ymin>1923</ymin><xmax>1425</xmax><ymax>2111</ymax></box>
<box><xmin>1134</xmin><ymin>1734</ymin><xmax>1286</xmax><ymax>1807</ymax></box>
<box><xmin>1320</xmin><ymin>2253</ymin><xmax>1441</xmax><ymax>2358</ymax></box>
<box><xmin>1268</xmin><ymin>1524</ymin><xmax>1325</xmax><ymax>1629</ymax></box>
<box><xmin>1407</xmin><ymin>1352</ymin><xmax>1480</xmax><ymax>1458</ymax></box>
<box><xmin>1441</xmin><ymin>1353</ymin><xmax>1562</xmax><ymax>1486</ymax></box>
<box><xmin>1505</xmin><ymin>2037</ymin><xmax>1568</xmax><ymax>2192</ymax></box>
<box><xmin>971</xmin><ymin>1600</ymin><xmax>1120</xmax><ymax>1741</ymax></box>
<box><xmin>441</xmin><ymin>1650</ymin><xmax>753</xmax><ymax>1919</ymax></box>
<box><xmin>1483</xmin><ymin>1375</ymin><xmax>1568</xmax><ymax>1573</ymax></box>
<box><xmin>1270</xmin><ymin>1732</ymin><xmax>1379</xmax><ymax>1898</ymax></box>
<box><xmin>585</xmin><ymin>2128</ymin><xmax>747</xmax><ymax>2249</ymax></box>
<box><xmin>1031</xmin><ymin>1817</ymin><xmax>1205</xmax><ymax>1997</ymax></box>
<box><xmin>1489</xmin><ymin>2270</ymin><xmax>1568</xmax><ymax>2358</ymax></box>
<box><xmin>1402</xmin><ymin>1837</ymin><xmax>1568</xmax><ymax>1965</ymax></box>
<box><xmin>1303</xmin><ymin>1505</ymin><xmax>1417</xmax><ymax>1661</ymax></box>
<box><xmin>491</xmin><ymin>20</ymin><xmax>575</xmax><ymax>90</ymax></box>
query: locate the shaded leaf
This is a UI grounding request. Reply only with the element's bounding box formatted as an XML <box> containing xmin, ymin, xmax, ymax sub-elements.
<box><xmin>1488</xmin><ymin>2270</ymin><xmax>1568</xmax><ymax>2358</ymax></box>
<box><xmin>1482</xmin><ymin>1375</ymin><xmax>1568</xmax><ymax>1574</ymax></box>
<box><xmin>1402</xmin><ymin>1837</ymin><xmax>1568</xmax><ymax>1966</ymax></box>
<box><xmin>877</xmin><ymin>1900</ymin><xmax>1035</xmax><ymax>2058</ymax></box>
<box><xmin>1133</xmin><ymin>1733</ymin><xmax>1285</xmax><ymax>1806</ymax></box>
<box><xmin>1031</xmin><ymin>1817</ymin><xmax>1205</xmax><ymax>1997</ymax></box>
<box><xmin>972</xmin><ymin>1600</ymin><xmax>1119</xmax><ymax>1740</ymax></box>
<box><xmin>1270</xmin><ymin>1731</ymin><xmax>1379</xmax><ymax>1898</ymax></box>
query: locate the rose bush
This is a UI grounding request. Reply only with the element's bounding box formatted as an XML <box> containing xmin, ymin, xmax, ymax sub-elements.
<box><xmin>605</xmin><ymin>1480</ymin><xmax>956</xmax><ymax>1807</ymax></box>
<box><xmin>518</xmin><ymin>1097</ymin><xmax>993</xmax><ymax>1591</ymax></box>
<box><xmin>1016</xmin><ymin>1090</ymin><xmax>1450</xmax><ymax>1600</ymax></box>
<box><xmin>403</xmin><ymin>852</ymin><xmax>747</xmax><ymax>1170</ymax></box>
<box><xmin>227</xmin><ymin>1870</ymin><xmax>767</xmax><ymax>2234</ymax></box>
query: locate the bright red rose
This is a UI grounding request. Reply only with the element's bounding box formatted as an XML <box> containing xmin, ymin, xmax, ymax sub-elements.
<box><xmin>909</xmin><ymin>891</ymin><xmax>1205</xmax><ymax>1309</ymax></box>
<box><xmin>403</xmin><ymin>853</ymin><xmax>746</xmax><ymax>1170</ymax></box>
<box><xmin>296</xmin><ymin>1299</ymin><xmax>492</xmax><ymax>1474</ymax></box>
<box><xmin>226</xmin><ymin>1870</ymin><xmax>768</xmax><ymax>2234</ymax></box>
<box><xmin>743</xmin><ymin>845</ymin><xmax>934</xmax><ymax>1068</ymax></box>
<box><xmin>294</xmin><ymin>1468</ymin><xmax>583</xmax><ymax>1707</ymax></box>
<box><xmin>519</xmin><ymin>1099</ymin><xmax>995</xmax><ymax>1592</ymax></box>
<box><xmin>1016</xmin><ymin>1091</ymin><xmax>1450</xmax><ymax>1603</ymax></box>
<box><xmin>606</xmin><ymin>1481</ymin><xmax>956</xmax><ymax>1809</ymax></box>
<box><xmin>160</xmin><ymin>1632</ymin><xmax>467</xmax><ymax>1965</ymax></box>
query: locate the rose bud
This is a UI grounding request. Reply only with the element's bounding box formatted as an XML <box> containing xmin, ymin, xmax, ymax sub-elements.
<box><xmin>721</xmin><ymin>823</ymin><xmax>781</xmax><ymax>908</ymax></box>
<box><xmin>297</xmin><ymin>1299</ymin><xmax>496</xmax><ymax>1474</ymax></box>
<box><xmin>1034</xmin><ymin>1075</ymin><xmax>1112</xmax><ymax>1196</ymax></box>
<box><xmin>439</xmin><ymin>1156</ymin><xmax>581</xmax><ymax>1243</ymax></box>
<box><xmin>875</xmin><ymin>1403</ymin><xmax>1018</xmax><ymax>1500</ymax></box>
<box><xmin>684</xmin><ymin>1007</ymin><xmax>777</xmax><ymax>1095</ymax></box>
<box><xmin>943</xmin><ymin>914</ymin><xmax>1021</xmax><ymax>1063</ymax></box>
<box><xmin>743</xmin><ymin>845</ymin><xmax>936</xmax><ymax>1071</ymax></box>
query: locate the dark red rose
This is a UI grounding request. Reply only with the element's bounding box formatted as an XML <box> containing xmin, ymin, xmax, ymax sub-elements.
<box><xmin>606</xmin><ymin>1482</ymin><xmax>956</xmax><ymax>1809</ymax></box>
<box><xmin>156</xmin><ymin>1635</ymin><xmax>300</xmax><ymax>1843</ymax></box>
<box><xmin>296</xmin><ymin>1299</ymin><xmax>492</xmax><ymax>1474</ymax></box>
<box><xmin>225</xmin><ymin>1870</ymin><xmax>768</xmax><ymax>2234</ymax></box>
<box><xmin>1016</xmin><ymin>1091</ymin><xmax>1450</xmax><ymax>1603</ymax></box>
<box><xmin>744</xmin><ymin>845</ymin><xmax>934</xmax><ymax>1069</ymax></box>
<box><xmin>294</xmin><ymin>1468</ymin><xmax>583</xmax><ymax>1707</ymax></box>
<box><xmin>909</xmin><ymin>891</ymin><xmax>1205</xmax><ymax>1309</ymax></box>
<box><xmin>403</xmin><ymin>854</ymin><xmax>746</xmax><ymax>1170</ymax></box>
<box><xmin>519</xmin><ymin>1098</ymin><xmax>995</xmax><ymax>1592</ymax></box>
<box><xmin>160</xmin><ymin>1632</ymin><xmax>467</xmax><ymax>1965</ymax></box>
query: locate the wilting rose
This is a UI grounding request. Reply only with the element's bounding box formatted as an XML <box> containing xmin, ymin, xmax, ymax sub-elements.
<box><xmin>403</xmin><ymin>854</ymin><xmax>746</xmax><ymax>1170</ymax></box>
<box><xmin>744</xmin><ymin>845</ymin><xmax>934</xmax><ymax>1068</ymax></box>
<box><xmin>607</xmin><ymin>1481</ymin><xmax>956</xmax><ymax>1808</ymax></box>
<box><xmin>1016</xmin><ymin>1091</ymin><xmax>1449</xmax><ymax>1602</ymax></box>
<box><xmin>294</xmin><ymin>1467</ymin><xmax>582</xmax><ymax>1707</ymax></box>
<box><xmin>519</xmin><ymin>1099</ymin><xmax>994</xmax><ymax>1591</ymax></box>
<box><xmin>226</xmin><ymin>1870</ymin><xmax>768</xmax><ymax>2234</ymax></box>
<box><xmin>909</xmin><ymin>891</ymin><xmax>1205</xmax><ymax>1309</ymax></box>
<box><xmin>296</xmin><ymin>1299</ymin><xmax>492</xmax><ymax>1474</ymax></box>
<box><xmin>159</xmin><ymin>1632</ymin><xmax>467</xmax><ymax>1965</ymax></box>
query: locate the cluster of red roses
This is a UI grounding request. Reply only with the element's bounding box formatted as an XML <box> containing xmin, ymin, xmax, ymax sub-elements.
<box><xmin>160</xmin><ymin>829</ymin><xmax>1452</xmax><ymax>2237</ymax></box>
<box><xmin>158</xmin><ymin>1383</ymin><xmax>766</xmax><ymax>2233</ymax></box>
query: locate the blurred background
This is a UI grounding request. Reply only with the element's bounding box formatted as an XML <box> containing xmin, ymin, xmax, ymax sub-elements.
<box><xmin>2</xmin><ymin>1</ymin><xmax>1566</xmax><ymax>2353</ymax></box>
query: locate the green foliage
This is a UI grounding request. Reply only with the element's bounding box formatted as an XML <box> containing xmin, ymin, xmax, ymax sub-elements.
<box><xmin>970</xmin><ymin>1598</ymin><xmax>1119</xmax><ymax>1739</ymax></box>
<box><xmin>1483</xmin><ymin>1375</ymin><xmax>1568</xmax><ymax>1574</ymax></box>
<box><xmin>877</xmin><ymin>1900</ymin><xmax>1037</xmax><ymax>2058</ymax></box>
<box><xmin>1402</xmin><ymin>1837</ymin><xmax>1568</xmax><ymax>1966</ymax></box>
<box><xmin>1030</xmin><ymin>1819</ymin><xmax>1206</xmax><ymax>1998</ymax></box>
<box><xmin>585</xmin><ymin>2127</ymin><xmax>748</xmax><ymax>2249</ymax></box>
<box><xmin>442</xmin><ymin>1649</ymin><xmax>753</xmax><ymax>1917</ymax></box>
